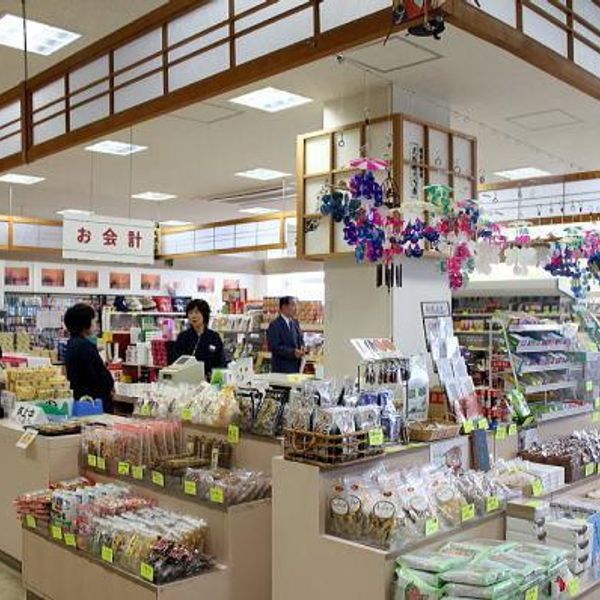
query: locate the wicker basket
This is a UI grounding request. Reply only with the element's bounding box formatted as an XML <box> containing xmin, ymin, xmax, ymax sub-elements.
<box><xmin>408</xmin><ymin>419</ymin><xmax>460</xmax><ymax>442</ymax></box>
<box><xmin>283</xmin><ymin>428</ymin><xmax>383</xmax><ymax>466</ymax></box>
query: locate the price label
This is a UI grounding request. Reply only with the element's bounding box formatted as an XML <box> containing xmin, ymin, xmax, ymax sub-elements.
<box><xmin>140</xmin><ymin>562</ymin><xmax>154</xmax><ymax>582</ymax></box>
<box><xmin>486</xmin><ymin>496</ymin><xmax>500</xmax><ymax>513</ymax></box>
<box><xmin>118</xmin><ymin>462</ymin><xmax>130</xmax><ymax>476</ymax></box>
<box><xmin>478</xmin><ymin>418</ymin><xmax>488</xmax><ymax>430</ymax></box>
<box><xmin>462</xmin><ymin>420</ymin><xmax>474</xmax><ymax>434</ymax></box>
<box><xmin>461</xmin><ymin>503</ymin><xmax>475</xmax><ymax>522</ymax></box>
<box><xmin>102</xmin><ymin>332</ymin><xmax>113</xmax><ymax>343</ymax></box>
<box><xmin>25</xmin><ymin>515</ymin><xmax>36</xmax><ymax>528</ymax></box>
<box><xmin>15</xmin><ymin>429</ymin><xmax>38</xmax><ymax>450</ymax></box>
<box><xmin>87</xmin><ymin>454</ymin><xmax>97</xmax><ymax>468</ymax></box>
<box><xmin>595</xmin><ymin>398</ymin><xmax>600</xmax><ymax>410</ymax></box>
<box><xmin>140</xmin><ymin>404</ymin><xmax>152</xmax><ymax>417</ymax></box>
<box><xmin>132</xmin><ymin>465</ymin><xmax>144</xmax><ymax>480</ymax></box>
<box><xmin>593</xmin><ymin>411</ymin><xmax>600</xmax><ymax>423</ymax></box>
<box><xmin>210</xmin><ymin>486</ymin><xmax>224</xmax><ymax>504</ymax></box>
<box><xmin>101</xmin><ymin>546</ymin><xmax>113</xmax><ymax>564</ymax></box>
<box><xmin>181</xmin><ymin>408</ymin><xmax>193</xmax><ymax>422</ymax></box>
<box><xmin>508</xmin><ymin>424</ymin><xmax>518</xmax><ymax>437</ymax></box>
<box><xmin>568</xmin><ymin>577</ymin><xmax>580</xmax><ymax>597</ymax></box>
<box><xmin>526</xmin><ymin>500</ymin><xmax>543</xmax><ymax>508</ymax></box>
<box><xmin>495</xmin><ymin>426</ymin><xmax>507</xmax><ymax>441</ymax></box>
<box><xmin>597</xmin><ymin>463</ymin><xmax>600</xmax><ymax>475</ymax></box>
<box><xmin>585</xmin><ymin>463</ymin><xmax>595</xmax><ymax>477</ymax></box>
<box><xmin>523</xmin><ymin>416</ymin><xmax>535</xmax><ymax>426</ymax></box>
<box><xmin>586</xmin><ymin>380</ymin><xmax>594</xmax><ymax>392</ymax></box>
<box><xmin>184</xmin><ymin>480</ymin><xmax>197</xmax><ymax>496</ymax></box>
<box><xmin>51</xmin><ymin>525</ymin><xmax>62</xmax><ymax>541</ymax></box>
<box><xmin>525</xmin><ymin>586</ymin><xmax>538</xmax><ymax>600</ymax></box>
<box><xmin>64</xmin><ymin>533</ymin><xmax>76</xmax><ymax>547</ymax></box>
<box><xmin>531</xmin><ymin>479</ymin><xmax>544</xmax><ymax>497</ymax></box>
<box><xmin>228</xmin><ymin>424</ymin><xmax>240</xmax><ymax>444</ymax></box>
<box><xmin>425</xmin><ymin>517</ymin><xmax>439</xmax><ymax>536</ymax></box>
<box><xmin>368</xmin><ymin>428</ymin><xmax>384</xmax><ymax>446</ymax></box>
<box><xmin>151</xmin><ymin>471</ymin><xmax>164</xmax><ymax>488</ymax></box>
<box><xmin>96</xmin><ymin>457</ymin><xmax>106</xmax><ymax>471</ymax></box>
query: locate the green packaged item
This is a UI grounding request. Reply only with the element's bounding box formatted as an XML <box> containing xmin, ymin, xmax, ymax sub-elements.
<box><xmin>507</xmin><ymin>389</ymin><xmax>531</xmax><ymax>420</ymax></box>
<box><xmin>393</xmin><ymin>567</ymin><xmax>445</xmax><ymax>600</ymax></box>
<box><xmin>398</xmin><ymin>551</ymin><xmax>471</xmax><ymax>573</ymax></box>
<box><xmin>440</xmin><ymin>563</ymin><xmax>511</xmax><ymax>586</ymax></box>
<box><xmin>440</xmin><ymin>539</ymin><xmax>514</xmax><ymax>560</ymax></box>
<box><xmin>395</xmin><ymin>567</ymin><xmax>442</xmax><ymax>588</ymax></box>
<box><xmin>444</xmin><ymin>578</ymin><xmax>515</xmax><ymax>599</ymax></box>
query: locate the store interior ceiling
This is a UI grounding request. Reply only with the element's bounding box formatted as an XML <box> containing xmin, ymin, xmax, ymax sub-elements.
<box><xmin>1</xmin><ymin>9</ymin><xmax>600</xmax><ymax>224</ymax></box>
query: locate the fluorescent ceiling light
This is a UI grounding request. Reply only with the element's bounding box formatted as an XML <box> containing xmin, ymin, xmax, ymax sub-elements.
<box><xmin>239</xmin><ymin>207</ymin><xmax>279</xmax><ymax>215</ymax></box>
<box><xmin>235</xmin><ymin>168</ymin><xmax>290</xmax><ymax>181</ymax></box>
<box><xmin>494</xmin><ymin>167</ymin><xmax>551</xmax><ymax>180</ymax></box>
<box><xmin>229</xmin><ymin>87</ymin><xmax>312</xmax><ymax>113</ymax></box>
<box><xmin>0</xmin><ymin>173</ymin><xmax>44</xmax><ymax>185</ymax></box>
<box><xmin>0</xmin><ymin>14</ymin><xmax>80</xmax><ymax>56</ymax></box>
<box><xmin>56</xmin><ymin>209</ymin><xmax>94</xmax><ymax>217</ymax></box>
<box><xmin>132</xmin><ymin>191</ymin><xmax>177</xmax><ymax>201</ymax></box>
<box><xmin>159</xmin><ymin>220</ymin><xmax>192</xmax><ymax>226</ymax></box>
<box><xmin>85</xmin><ymin>141</ymin><xmax>147</xmax><ymax>156</ymax></box>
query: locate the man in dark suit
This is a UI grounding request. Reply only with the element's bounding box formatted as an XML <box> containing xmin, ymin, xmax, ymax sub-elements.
<box><xmin>267</xmin><ymin>296</ymin><xmax>305</xmax><ymax>373</ymax></box>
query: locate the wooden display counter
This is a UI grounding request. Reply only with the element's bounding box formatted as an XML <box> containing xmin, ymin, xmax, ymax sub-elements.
<box><xmin>22</xmin><ymin>529</ymin><xmax>227</xmax><ymax>600</ymax></box>
<box><xmin>0</xmin><ymin>420</ymin><xmax>81</xmax><ymax>564</ymax></box>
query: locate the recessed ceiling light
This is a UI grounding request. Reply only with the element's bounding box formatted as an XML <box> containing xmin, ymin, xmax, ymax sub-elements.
<box><xmin>159</xmin><ymin>220</ymin><xmax>192</xmax><ymax>226</ymax></box>
<box><xmin>0</xmin><ymin>14</ymin><xmax>80</xmax><ymax>56</ymax></box>
<box><xmin>132</xmin><ymin>191</ymin><xmax>177</xmax><ymax>201</ymax></box>
<box><xmin>494</xmin><ymin>167</ymin><xmax>551</xmax><ymax>180</ymax></box>
<box><xmin>239</xmin><ymin>207</ymin><xmax>279</xmax><ymax>215</ymax></box>
<box><xmin>85</xmin><ymin>141</ymin><xmax>147</xmax><ymax>156</ymax></box>
<box><xmin>229</xmin><ymin>87</ymin><xmax>312</xmax><ymax>113</ymax></box>
<box><xmin>56</xmin><ymin>209</ymin><xmax>94</xmax><ymax>217</ymax></box>
<box><xmin>0</xmin><ymin>173</ymin><xmax>45</xmax><ymax>185</ymax></box>
<box><xmin>235</xmin><ymin>168</ymin><xmax>290</xmax><ymax>181</ymax></box>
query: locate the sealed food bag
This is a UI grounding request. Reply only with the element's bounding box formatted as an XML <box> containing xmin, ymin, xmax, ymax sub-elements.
<box><xmin>328</xmin><ymin>480</ymin><xmax>353</xmax><ymax>537</ymax></box>
<box><xmin>354</xmin><ymin>404</ymin><xmax>381</xmax><ymax>432</ymax></box>
<box><xmin>443</xmin><ymin>578</ymin><xmax>515</xmax><ymax>599</ymax></box>
<box><xmin>366</xmin><ymin>486</ymin><xmax>401</xmax><ymax>548</ymax></box>
<box><xmin>252</xmin><ymin>389</ymin><xmax>286</xmax><ymax>436</ymax></box>
<box><xmin>400</xmin><ymin>471</ymin><xmax>438</xmax><ymax>537</ymax></box>
<box><xmin>440</xmin><ymin>563</ymin><xmax>512</xmax><ymax>586</ymax></box>
<box><xmin>393</xmin><ymin>566</ymin><xmax>445</xmax><ymax>600</ymax></box>
<box><xmin>429</xmin><ymin>472</ymin><xmax>468</xmax><ymax>528</ymax></box>
<box><xmin>398</xmin><ymin>551</ymin><xmax>471</xmax><ymax>573</ymax></box>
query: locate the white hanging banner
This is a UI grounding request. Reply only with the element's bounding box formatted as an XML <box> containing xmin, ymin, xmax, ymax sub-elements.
<box><xmin>62</xmin><ymin>214</ymin><xmax>155</xmax><ymax>264</ymax></box>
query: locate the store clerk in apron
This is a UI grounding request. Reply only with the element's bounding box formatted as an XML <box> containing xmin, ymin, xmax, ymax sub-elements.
<box><xmin>173</xmin><ymin>299</ymin><xmax>226</xmax><ymax>379</ymax></box>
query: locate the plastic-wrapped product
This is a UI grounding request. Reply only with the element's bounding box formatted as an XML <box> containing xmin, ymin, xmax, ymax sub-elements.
<box><xmin>252</xmin><ymin>389</ymin><xmax>286</xmax><ymax>436</ymax></box>
<box><xmin>398</xmin><ymin>551</ymin><xmax>471</xmax><ymax>573</ymax></box>
<box><xmin>282</xmin><ymin>388</ymin><xmax>314</xmax><ymax>431</ymax></box>
<box><xmin>393</xmin><ymin>567</ymin><xmax>444</xmax><ymax>600</ymax></box>
<box><xmin>354</xmin><ymin>405</ymin><xmax>381</xmax><ymax>432</ymax></box>
<box><xmin>444</xmin><ymin>578</ymin><xmax>515</xmax><ymax>599</ymax></box>
<box><xmin>429</xmin><ymin>473</ymin><xmax>468</xmax><ymax>528</ymax></box>
<box><xmin>366</xmin><ymin>486</ymin><xmax>401</xmax><ymax>548</ymax></box>
<box><xmin>440</xmin><ymin>563</ymin><xmax>512</xmax><ymax>586</ymax></box>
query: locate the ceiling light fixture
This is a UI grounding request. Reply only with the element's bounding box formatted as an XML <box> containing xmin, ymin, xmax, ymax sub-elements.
<box><xmin>56</xmin><ymin>209</ymin><xmax>94</xmax><ymax>217</ymax></box>
<box><xmin>0</xmin><ymin>13</ymin><xmax>80</xmax><ymax>55</ymax></box>
<box><xmin>494</xmin><ymin>167</ymin><xmax>551</xmax><ymax>180</ymax></box>
<box><xmin>229</xmin><ymin>87</ymin><xmax>312</xmax><ymax>113</ymax></box>
<box><xmin>235</xmin><ymin>168</ymin><xmax>290</xmax><ymax>181</ymax></box>
<box><xmin>159</xmin><ymin>220</ymin><xmax>192</xmax><ymax>226</ymax></box>
<box><xmin>85</xmin><ymin>141</ymin><xmax>147</xmax><ymax>156</ymax></box>
<box><xmin>239</xmin><ymin>207</ymin><xmax>279</xmax><ymax>215</ymax></box>
<box><xmin>132</xmin><ymin>191</ymin><xmax>177</xmax><ymax>201</ymax></box>
<box><xmin>0</xmin><ymin>173</ymin><xmax>45</xmax><ymax>185</ymax></box>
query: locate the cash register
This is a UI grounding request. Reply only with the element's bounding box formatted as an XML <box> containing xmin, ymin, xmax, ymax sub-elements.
<box><xmin>159</xmin><ymin>355</ymin><xmax>206</xmax><ymax>385</ymax></box>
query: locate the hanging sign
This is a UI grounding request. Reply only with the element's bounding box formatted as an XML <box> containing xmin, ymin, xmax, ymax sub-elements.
<box><xmin>62</xmin><ymin>214</ymin><xmax>155</xmax><ymax>265</ymax></box>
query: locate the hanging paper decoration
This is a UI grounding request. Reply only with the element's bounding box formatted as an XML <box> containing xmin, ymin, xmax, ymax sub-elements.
<box><xmin>349</xmin><ymin>157</ymin><xmax>389</xmax><ymax>171</ymax></box>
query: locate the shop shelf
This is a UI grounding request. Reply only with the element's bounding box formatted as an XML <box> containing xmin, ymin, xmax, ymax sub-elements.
<box><xmin>519</xmin><ymin>362</ymin><xmax>580</xmax><ymax>374</ymax></box>
<box><xmin>514</xmin><ymin>344</ymin><xmax>572</xmax><ymax>353</ymax></box>
<box><xmin>456</xmin><ymin>330</ymin><xmax>501</xmax><ymax>335</ymax></box>
<box><xmin>523</xmin><ymin>380</ymin><xmax>578</xmax><ymax>394</ymax></box>
<box><xmin>535</xmin><ymin>405</ymin><xmax>593</xmax><ymax>422</ymax></box>
<box><xmin>509</xmin><ymin>323</ymin><xmax>563</xmax><ymax>333</ymax></box>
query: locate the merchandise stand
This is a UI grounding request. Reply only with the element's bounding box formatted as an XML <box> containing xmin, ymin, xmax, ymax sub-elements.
<box><xmin>0</xmin><ymin>421</ymin><xmax>81</xmax><ymax>564</ymax></box>
<box><xmin>21</xmin><ymin>529</ymin><xmax>228</xmax><ymax>600</ymax></box>
<box><xmin>83</xmin><ymin>470</ymin><xmax>271</xmax><ymax>600</ymax></box>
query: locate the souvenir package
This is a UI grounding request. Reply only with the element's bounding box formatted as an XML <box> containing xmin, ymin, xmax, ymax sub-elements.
<box><xmin>328</xmin><ymin>476</ymin><xmax>370</xmax><ymax>541</ymax></box>
<box><xmin>184</xmin><ymin>467</ymin><xmax>271</xmax><ymax>505</ymax></box>
<box><xmin>282</xmin><ymin>388</ymin><xmax>315</xmax><ymax>431</ymax></box>
<box><xmin>399</xmin><ymin>551</ymin><xmax>471</xmax><ymax>573</ymax></box>
<box><xmin>393</xmin><ymin>567</ymin><xmax>445</xmax><ymax>600</ymax></box>
<box><xmin>252</xmin><ymin>388</ymin><xmax>288</xmax><ymax>436</ymax></box>
<box><xmin>429</xmin><ymin>473</ymin><xmax>468</xmax><ymax>528</ymax></box>
<box><xmin>236</xmin><ymin>387</ymin><xmax>263</xmax><ymax>430</ymax></box>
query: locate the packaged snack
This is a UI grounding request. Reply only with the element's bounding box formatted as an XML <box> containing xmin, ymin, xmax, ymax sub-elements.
<box><xmin>443</xmin><ymin>578</ymin><xmax>515</xmax><ymax>599</ymax></box>
<box><xmin>398</xmin><ymin>551</ymin><xmax>471</xmax><ymax>573</ymax></box>
<box><xmin>393</xmin><ymin>567</ymin><xmax>445</xmax><ymax>600</ymax></box>
<box><xmin>440</xmin><ymin>563</ymin><xmax>511</xmax><ymax>586</ymax></box>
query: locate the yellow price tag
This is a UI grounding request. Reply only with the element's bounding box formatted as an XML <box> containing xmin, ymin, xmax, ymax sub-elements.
<box><xmin>102</xmin><ymin>331</ymin><xmax>113</xmax><ymax>343</ymax></box>
<box><xmin>508</xmin><ymin>424</ymin><xmax>518</xmax><ymax>436</ymax></box>
<box><xmin>184</xmin><ymin>480</ymin><xmax>197</xmax><ymax>496</ymax></box>
<box><xmin>368</xmin><ymin>428</ymin><xmax>384</xmax><ymax>446</ymax></box>
<box><xmin>486</xmin><ymin>496</ymin><xmax>500</xmax><ymax>513</ymax></box>
<box><xmin>569</xmin><ymin>577</ymin><xmax>580</xmax><ymax>597</ymax></box>
<box><xmin>25</xmin><ymin>515</ymin><xmax>36</xmax><ymax>528</ymax></box>
<box><xmin>96</xmin><ymin>457</ymin><xmax>106</xmax><ymax>471</ymax></box>
<box><xmin>531</xmin><ymin>479</ymin><xmax>544</xmax><ymax>497</ymax></box>
<box><xmin>140</xmin><ymin>404</ymin><xmax>152</xmax><ymax>417</ymax></box>
<box><xmin>586</xmin><ymin>380</ymin><xmax>594</xmax><ymax>392</ymax></box>
<box><xmin>525</xmin><ymin>586</ymin><xmax>538</xmax><ymax>600</ymax></box>
<box><xmin>425</xmin><ymin>517</ymin><xmax>439</xmax><ymax>536</ymax></box>
<box><xmin>593</xmin><ymin>411</ymin><xmax>600</xmax><ymax>423</ymax></box>
<box><xmin>51</xmin><ymin>525</ymin><xmax>62</xmax><ymax>541</ymax></box>
<box><xmin>597</xmin><ymin>463</ymin><xmax>600</xmax><ymax>475</ymax></box>
<box><xmin>101</xmin><ymin>546</ymin><xmax>113</xmax><ymax>564</ymax></box>
<box><xmin>526</xmin><ymin>500</ymin><xmax>543</xmax><ymax>508</ymax></box>
<box><xmin>495</xmin><ymin>426</ymin><xmax>507</xmax><ymax>441</ymax></box>
<box><xmin>585</xmin><ymin>463</ymin><xmax>595</xmax><ymax>477</ymax></box>
<box><xmin>461</xmin><ymin>503</ymin><xmax>475</xmax><ymax>522</ymax></box>
<box><xmin>228</xmin><ymin>424</ymin><xmax>240</xmax><ymax>444</ymax></box>
<box><xmin>151</xmin><ymin>471</ymin><xmax>164</xmax><ymax>487</ymax></box>
<box><xmin>210</xmin><ymin>486</ymin><xmax>224</xmax><ymax>504</ymax></box>
<box><xmin>87</xmin><ymin>454</ymin><xmax>97</xmax><ymax>468</ymax></box>
<box><xmin>181</xmin><ymin>408</ymin><xmax>193</xmax><ymax>422</ymax></box>
<box><xmin>64</xmin><ymin>533</ymin><xmax>76</xmax><ymax>547</ymax></box>
<box><xmin>463</xmin><ymin>420</ymin><xmax>474</xmax><ymax>434</ymax></box>
<box><xmin>118</xmin><ymin>461</ymin><xmax>130</xmax><ymax>476</ymax></box>
<box><xmin>132</xmin><ymin>465</ymin><xmax>144</xmax><ymax>480</ymax></box>
<box><xmin>140</xmin><ymin>562</ymin><xmax>154</xmax><ymax>582</ymax></box>
<box><xmin>478</xmin><ymin>418</ymin><xmax>488</xmax><ymax>430</ymax></box>
<box><xmin>595</xmin><ymin>398</ymin><xmax>600</xmax><ymax>410</ymax></box>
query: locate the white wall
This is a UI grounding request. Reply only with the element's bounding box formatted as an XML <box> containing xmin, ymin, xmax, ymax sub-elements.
<box><xmin>266</xmin><ymin>271</ymin><xmax>325</xmax><ymax>301</ymax></box>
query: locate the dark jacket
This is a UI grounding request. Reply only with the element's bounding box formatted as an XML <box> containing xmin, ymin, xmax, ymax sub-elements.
<box><xmin>65</xmin><ymin>335</ymin><xmax>115</xmax><ymax>413</ymax></box>
<box><xmin>173</xmin><ymin>327</ymin><xmax>226</xmax><ymax>379</ymax></box>
<box><xmin>266</xmin><ymin>315</ymin><xmax>303</xmax><ymax>374</ymax></box>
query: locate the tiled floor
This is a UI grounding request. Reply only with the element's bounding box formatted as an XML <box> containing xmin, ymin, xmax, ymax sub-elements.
<box><xmin>0</xmin><ymin>563</ymin><xmax>25</xmax><ymax>600</ymax></box>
